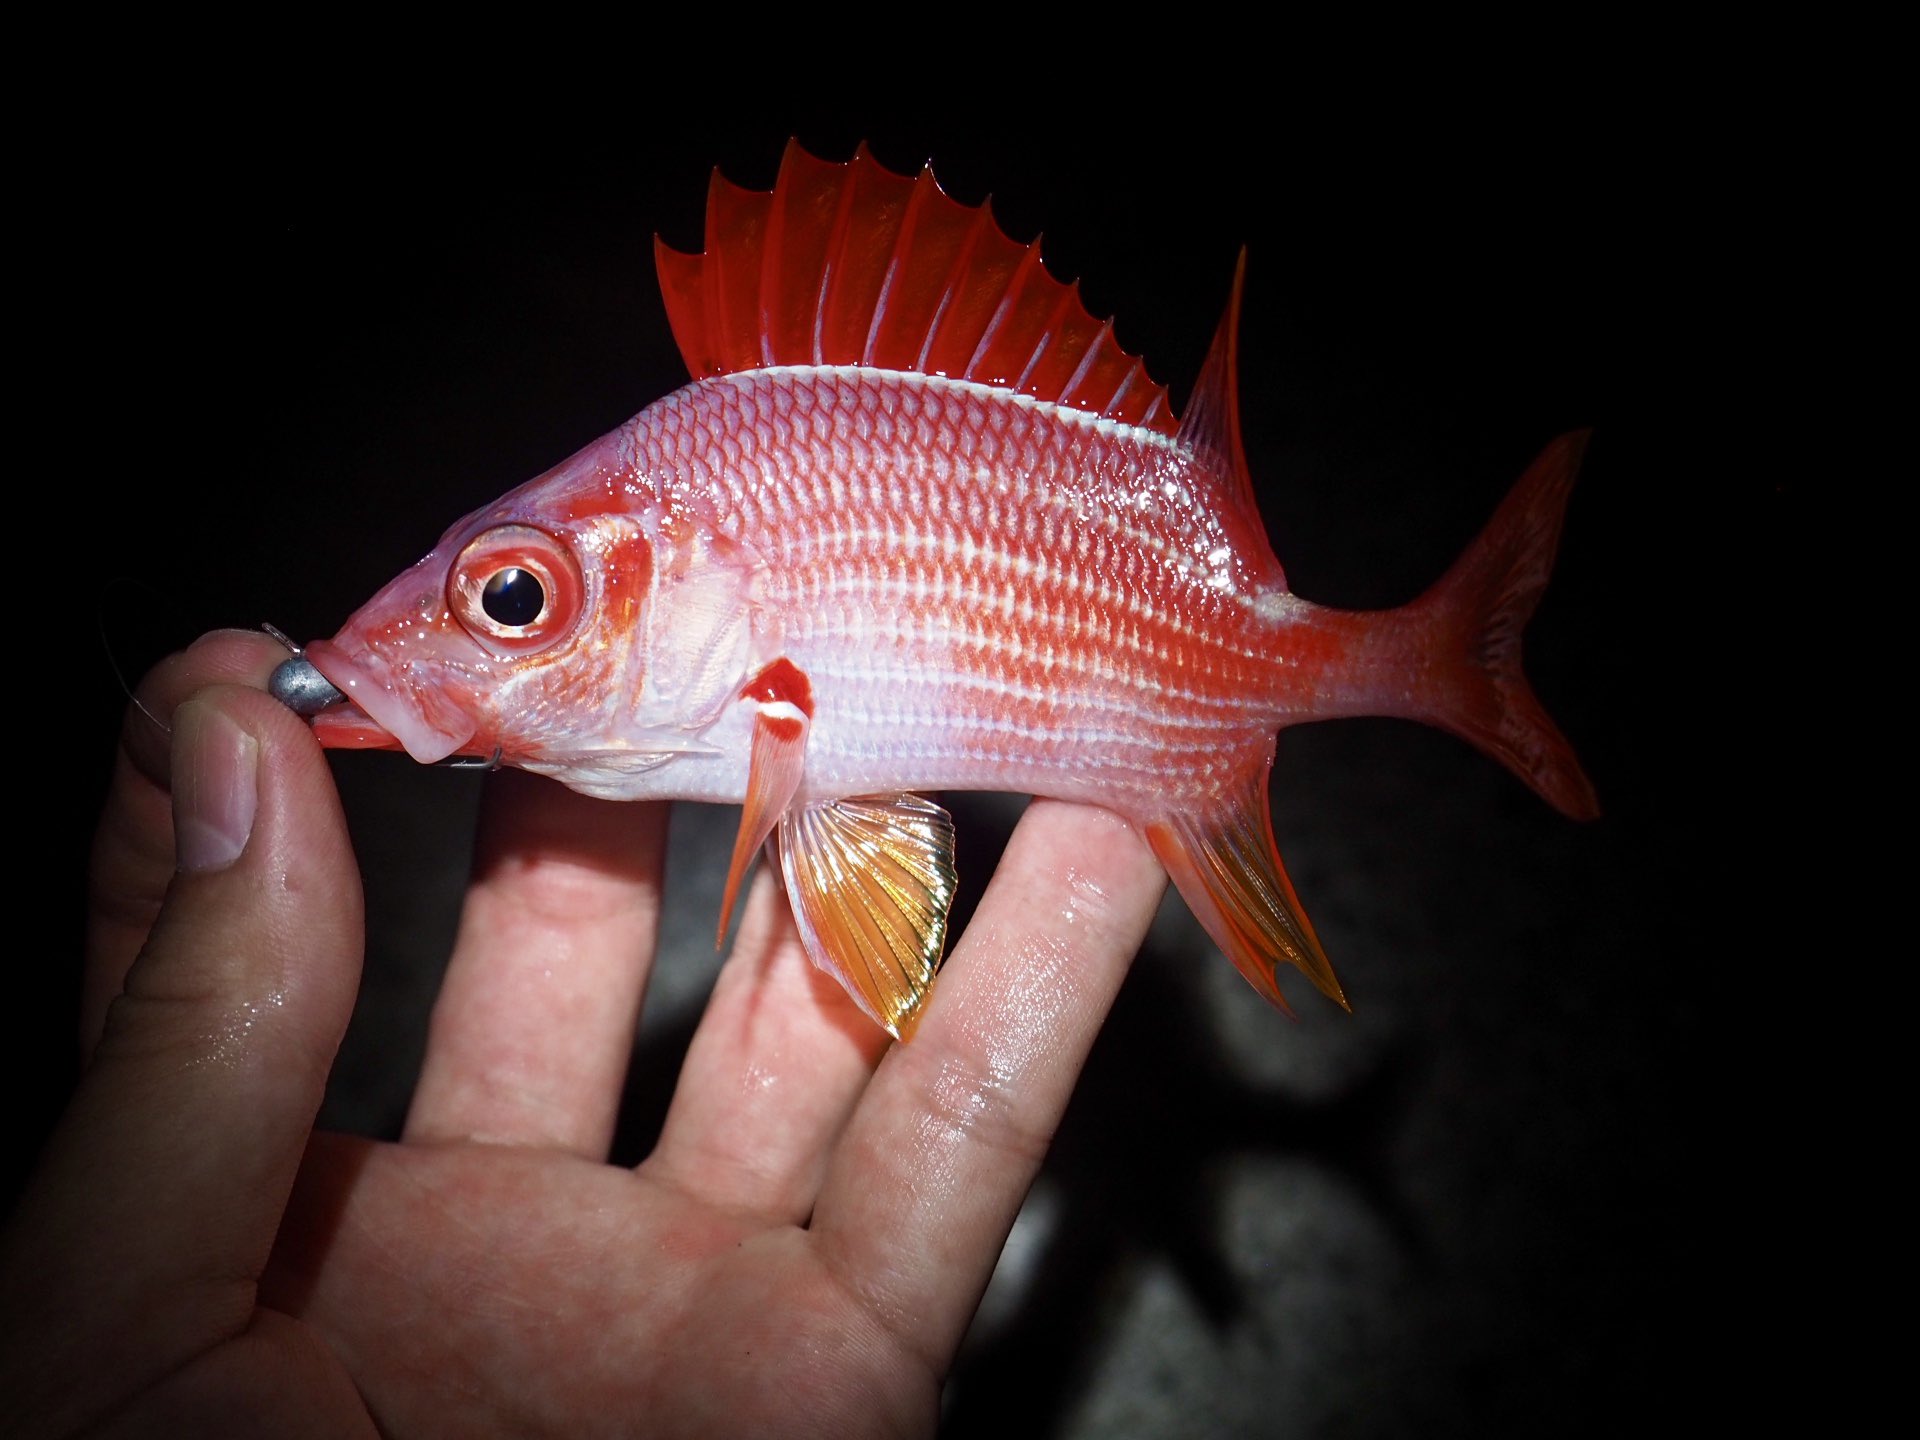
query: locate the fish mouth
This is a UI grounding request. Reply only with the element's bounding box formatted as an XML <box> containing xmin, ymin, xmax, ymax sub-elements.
<box><xmin>308</xmin><ymin>698</ymin><xmax>406</xmax><ymax>753</ymax></box>
<box><xmin>301</xmin><ymin>639</ymin><xmax>478</xmax><ymax>764</ymax></box>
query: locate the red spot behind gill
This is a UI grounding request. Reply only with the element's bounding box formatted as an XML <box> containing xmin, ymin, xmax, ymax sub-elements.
<box><xmin>740</xmin><ymin>657</ymin><xmax>813</xmax><ymax>716</ymax></box>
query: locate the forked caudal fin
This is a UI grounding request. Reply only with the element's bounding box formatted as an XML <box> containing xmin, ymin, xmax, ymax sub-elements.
<box><xmin>1143</xmin><ymin>432</ymin><xmax>1598</xmax><ymax>1019</ymax></box>
<box><xmin>1403</xmin><ymin>430</ymin><xmax>1600</xmax><ymax>821</ymax></box>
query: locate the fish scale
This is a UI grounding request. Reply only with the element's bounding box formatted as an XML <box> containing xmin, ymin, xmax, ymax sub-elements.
<box><xmin>634</xmin><ymin>368</ymin><xmax>1285</xmax><ymax>806</ymax></box>
<box><xmin>290</xmin><ymin>141</ymin><xmax>1595</xmax><ymax>1037</ymax></box>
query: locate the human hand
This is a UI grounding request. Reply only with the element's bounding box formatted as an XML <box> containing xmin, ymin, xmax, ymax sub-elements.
<box><xmin>3</xmin><ymin>630</ymin><xmax>1169</xmax><ymax>1437</ymax></box>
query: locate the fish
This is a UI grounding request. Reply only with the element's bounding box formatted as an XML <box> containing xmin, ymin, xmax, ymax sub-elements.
<box><xmin>271</xmin><ymin>140</ymin><xmax>1598</xmax><ymax>1041</ymax></box>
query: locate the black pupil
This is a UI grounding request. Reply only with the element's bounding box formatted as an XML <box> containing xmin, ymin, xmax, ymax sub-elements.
<box><xmin>481</xmin><ymin>568</ymin><xmax>545</xmax><ymax>627</ymax></box>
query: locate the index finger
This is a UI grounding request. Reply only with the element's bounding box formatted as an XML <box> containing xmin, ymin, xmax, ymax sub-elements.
<box><xmin>810</xmin><ymin>800</ymin><xmax>1167</xmax><ymax>1370</ymax></box>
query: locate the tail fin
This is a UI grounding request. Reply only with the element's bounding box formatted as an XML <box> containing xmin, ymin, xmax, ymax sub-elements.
<box><xmin>1409</xmin><ymin>430</ymin><xmax>1599</xmax><ymax>820</ymax></box>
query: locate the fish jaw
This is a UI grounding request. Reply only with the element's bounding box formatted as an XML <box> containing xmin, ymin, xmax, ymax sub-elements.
<box><xmin>303</xmin><ymin>637</ymin><xmax>481</xmax><ymax>763</ymax></box>
<box><xmin>306</xmin><ymin>696</ymin><xmax>407</xmax><ymax>752</ymax></box>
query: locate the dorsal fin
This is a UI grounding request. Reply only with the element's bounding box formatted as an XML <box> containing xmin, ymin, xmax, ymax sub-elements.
<box><xmin>654</xmin><ymin>140</ymin><xmax>1178</xmax><ymax>435</ymax></box>
<box><xmin>1175</xmin><ymin>250</ymin><xmax>1267</xmax><ymax>541</ymax></box>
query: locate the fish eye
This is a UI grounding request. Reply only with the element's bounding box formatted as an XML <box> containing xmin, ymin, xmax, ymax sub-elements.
<box><xmin>481</xmin><ymin>567</ymin><xmax>545</xmax><ymax>627</ymax></box>
<box><xmin>449</xmin><ymin>525</ymin><xmax>583</xmax><ymax>654</ymax></box>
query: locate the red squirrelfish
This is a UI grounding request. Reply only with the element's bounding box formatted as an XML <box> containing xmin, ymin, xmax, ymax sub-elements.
<box><xmin>273</xmin><ymin>142</ymin><xmax>1598</xmax><ymax>1040</ymax></box>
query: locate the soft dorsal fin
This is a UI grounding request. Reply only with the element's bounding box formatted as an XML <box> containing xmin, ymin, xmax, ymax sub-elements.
<box><xmin>654</xmin><ymin>140</ymin><xmax>1178</xmax><ymax>435</ymax></box>
<box><xmin>1175</xmin><ymin>249</ymin><xmax>1267</xmax><ymax>543</ymax></box>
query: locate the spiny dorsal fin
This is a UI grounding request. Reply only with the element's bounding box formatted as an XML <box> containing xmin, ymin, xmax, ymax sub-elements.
<box><xmin>654</xmin><ymin>140</ymin><xmax>1177</xmax><ymax>435</ymax></box>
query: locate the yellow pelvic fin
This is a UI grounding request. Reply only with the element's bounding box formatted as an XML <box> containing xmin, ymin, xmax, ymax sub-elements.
<box><xmin>777</xmin><ymin>793</ymin><xmax>958</xmax><ymax>1041</ymax></box>
<box><xmin>1146</xmin><ymin>776</ymin><xmax>1349</xmax><ymax>1016</ymax></box>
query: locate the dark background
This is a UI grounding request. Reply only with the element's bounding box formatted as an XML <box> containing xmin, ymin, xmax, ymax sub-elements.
<box><xmin>23</xmin><ymin>78</ymin><xmax>1753</xmax><ymax>1436</ymax></box>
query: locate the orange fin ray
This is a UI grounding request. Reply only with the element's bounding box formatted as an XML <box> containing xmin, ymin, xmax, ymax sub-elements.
<box><xmin>716</xmin><ymin>699</ymin><xmax>811</xmax><ymax>947</ymax></box>
<box><xmin>777</xmin><ymin>793</ymin><xmax>958</xmax><ymax>1041</ymax></box>
<box><xmin>1147</xmin><ymin>772</ymin><xmax>1348</xmax><ymax>1016</ymax></box>
<box><xmin>654</xmin><ymin>140</ymin><xmax>1175</xmax><ymax>434</ymax></box>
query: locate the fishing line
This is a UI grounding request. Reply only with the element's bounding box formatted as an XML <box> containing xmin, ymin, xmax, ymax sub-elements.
<box><xmin>96</xmin><ymin>581</ymin><xmax>309</xmax><ymax>740</ymax></box>
<box><xmin>96</xmin><ymin>577</ymin><xmax>193</xmax><ymax>739</ymax></box>
<box><xmin>98</xmin><ymin>635</ymin><xmax>169</xmax><ymax>737</ymax></box>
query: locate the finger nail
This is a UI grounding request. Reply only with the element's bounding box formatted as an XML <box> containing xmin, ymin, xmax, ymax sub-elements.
<box><xmin>173</xmin><ymin>698</ymin><xmax>260</xmax><ymax>872</ymax></box>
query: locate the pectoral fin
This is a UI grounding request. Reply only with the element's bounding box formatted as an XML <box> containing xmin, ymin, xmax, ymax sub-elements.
<box><xmin>717</xmin><ymin>697</ymin><xmax>811</xmax><ymax>945</ymax></box>
<box><xmin>1146</xmin><ymin>771</ymin><xmax>1349</xmax><ymax>1016</ymax></box>
<box><xmin>777</xmin><ymin>793</ymin><xmax>958</xmax><ymax>1040</ymax></box>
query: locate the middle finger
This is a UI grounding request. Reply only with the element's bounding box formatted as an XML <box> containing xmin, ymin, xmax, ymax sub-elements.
<box><xmin>403</xmin><ymin>772</ymin><xmax>667</xmax><ymax>1157</ymax></box>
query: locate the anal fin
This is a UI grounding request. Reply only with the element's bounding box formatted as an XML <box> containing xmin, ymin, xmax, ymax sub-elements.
<box><xmin>777</xmin><ymin>793</ymin><xmax>958</xmax><ymax>1040</ymax></box>
<box><xmin>1146</xmin><ymin>771</ymin><xmax>1348</xmax><ymax>1016</ymax></box>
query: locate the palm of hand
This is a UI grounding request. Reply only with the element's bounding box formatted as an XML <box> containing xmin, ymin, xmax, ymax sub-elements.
<box><xmin>274</xmin><ymin>1134</ymin><xmax>930</xmax><ymax>1439</ymax></box>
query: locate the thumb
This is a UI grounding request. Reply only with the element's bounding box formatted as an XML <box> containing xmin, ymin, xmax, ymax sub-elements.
<box><xmin>2</xmin><ymin>685</ymin><xmax>363</xmax><ymax>1433</ymax></box>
